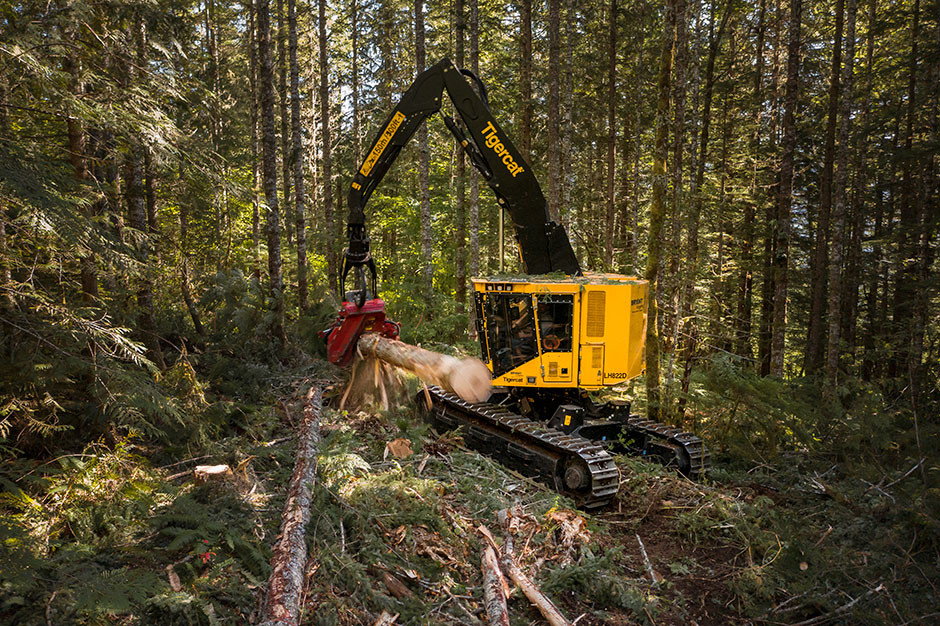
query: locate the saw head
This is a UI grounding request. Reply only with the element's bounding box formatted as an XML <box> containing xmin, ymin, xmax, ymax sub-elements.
<box><xmin>320</xmin><ymin>297</ymin><xmax>400</xmax><ymax>367</ymax></box>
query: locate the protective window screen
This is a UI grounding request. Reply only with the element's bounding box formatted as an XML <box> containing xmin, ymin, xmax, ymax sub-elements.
<box><xmin>586</xmin><ymin>291</ymin><xmax>606</xmax><ymax>337</ymax></box>
<box><xmin>536</xmin><ymin>295</ymin><xmax>574</xmax><ymax>353</ymax></box>
<box><xmin>484</xmin><ymin>294</ymin><xmax>538</xmax><ymax>378</ymax></box>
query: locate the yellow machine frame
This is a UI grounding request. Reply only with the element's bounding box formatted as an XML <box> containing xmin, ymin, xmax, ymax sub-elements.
<box><xmin>472</xmin><ymin>274</ymin><xmax>648</xmax><ymax>391</ymax></box>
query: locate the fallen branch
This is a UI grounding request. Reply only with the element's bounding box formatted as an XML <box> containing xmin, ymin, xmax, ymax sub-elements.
<box><xmin>481</xmin><ymin>545</ymin><xmax>510</xmax><ymax>626</ymax></box>
<box><xmin>258</xmin><ymin>386</ymin><xmax>323</xmax><ymax>626</ymax></box>
<box><xmin>357</xmin><ymin>333</ymin><xmax>491</xmax><ymax>403</ymax></box>
<box><xmin>789</xmin><ymin>584</ymin><xmax>885</xmax><ymax>626</ymax></box>
<box><xmin>636</xmin><ymin>533</ymin><xmax>661</xmax><ymax>586</ymax></box>
<box><xmin>500</xmin><ymin>554</ymin><xmax>573</xmax><ymax>626</ymax></box>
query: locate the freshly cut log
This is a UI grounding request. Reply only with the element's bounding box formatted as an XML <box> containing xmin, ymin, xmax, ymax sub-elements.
<box><xmin>258</xmin><ymin>386</ymin><xmax>322</xmax><ymax>626</ymax></box>
<box><xmin>357</xmin><ymin>333</ymin><xmax>492</xmax><ymax>403</ymax></box>
<box><xmin>481</xmin><ymin>545</ymin><xmax>510</xmax><ymax>626</ymax></box>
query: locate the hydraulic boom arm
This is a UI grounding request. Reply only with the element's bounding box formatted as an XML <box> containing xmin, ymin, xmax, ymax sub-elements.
<box><xmin>341</xmin><ymin>58</ymin><xmax>580</xmax><ymax>298</ymax></box>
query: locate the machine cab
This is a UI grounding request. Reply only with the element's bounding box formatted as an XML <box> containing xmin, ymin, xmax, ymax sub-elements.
<box><xmin>472</xmin><ymin>275</ymin><xmax>648</xmax><ymax>391</ymax></box>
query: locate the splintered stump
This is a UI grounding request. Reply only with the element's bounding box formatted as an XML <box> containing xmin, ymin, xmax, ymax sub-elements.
<box><xmin>357</xmin><ymin>333</ymin><xmax>492</xmax><ymax>403</ymax></box>
<box><xmin>259</xmin><ymin>386</ymin><xmax>322</xmax><ymax>626</ymax></box>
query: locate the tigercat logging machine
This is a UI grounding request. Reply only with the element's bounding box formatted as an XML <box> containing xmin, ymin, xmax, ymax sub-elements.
<box><xmin>323</xmin><ymin>59</ymin><xmax>709</xmax><ymax>508</ymax></box>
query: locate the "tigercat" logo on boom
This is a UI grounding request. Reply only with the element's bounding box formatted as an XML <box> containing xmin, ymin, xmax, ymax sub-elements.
<box><xmin>480</xmin><ymin>122</ymin><xmax>525</xmax><ymax>177</ymax></box>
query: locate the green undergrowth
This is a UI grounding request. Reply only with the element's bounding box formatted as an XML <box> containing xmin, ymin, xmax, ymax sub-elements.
<box><xmin>2</xmin><ymin>332</ymin><xmax>935</xmax><ymax>624</ymax></box>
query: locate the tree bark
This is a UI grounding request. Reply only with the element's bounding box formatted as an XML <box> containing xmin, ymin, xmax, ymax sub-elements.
<box><xmin>804</xmin><ymin>0</ymin><xmax>845</xmax><ymax>375</ymax></box>
<box><xmin>258</xmin><ymin>0</ymin><xmax>287</xmax><ymax>344</ymax></box>
<box><xmin>501</xmin><ymin>554</ymin><xmax>573</xmax><ymax>626</ymax></box>
<box><xmin>259</xmin><ymin>386</ymin><xmax>322</xmax><ymax>626</ymax></box>
<box><xmin>351</xmin><ymin>0</ymin><xmax>361</xmax><ymax>164</ymax></box>
<box><xmin>276</xmin><ymin>0</ymin><xmax>292</xmax><ymax>245</ymax></box>
<box><xmin>455</xmin><ymin>0</ymin><xmax>467</xmax><ymax>314</ymax></box>
<box><xmin>645</xmin><ymin>0</ymin><xmax>676</xmax><ymax>422</ymax></box>
<box><xmin>519</xmin><ymin>0</ymin><xmax>533</xmax><ymax>161</ymax></box>
<box><xmin>248</xmin><ymin>0</ymin><xmax>263</xmax><ymax>281</ymax></box>
<box><xmin>320</xmin><ymin>0</ymin><xmax>337</xmax><ymax>291</ymax></box>
<box><xmin>825</xmin><ymin>0</ymin><xmax>856</xmax><ymax>384</ymax></box>
<box><xmin>481</xmin><ymin>546</ymin><xmax>510</xmax><ymax>626</ymax></box>
<box><xmin>289</xmin><ymin>0</ymin><xmax>308</xmax><ymax>311</ymax></box>
<box><xmin>469</xmin><ymin>0</ymin><xmax>480</xmax><ymax>279</ymax></box>
<box><xmin>889</xmin><ymin>0</ymin><xmax>920</xmax><ymax>384</ymax></box>
<box><xmin>357</xmin><ymin>334</ymin><xmax>492</xmax><ymax>403</ymax></box>
<box><xmin>415</xmin><ymin>0</ymin><xmax>433</xmax><ymax>302</ymax></box>
<box><xmin>737</xmin><ymin>0</ymin><xmax>765</xmax><ymax>359</ymax></box>
<box><xmin>604</xmin><ymin>0</ymin><xmax>618</xmax><ymax>270</ymax></box>
<box><xmin>547</xmin><ymin>0</ymin><xmax>562</xmax><ymax>222</ymax></box>
<box><xmin>770</xmin><ymin>0</ymin><xmax>802</xmax><ymax>377</ymax></box>
<box><xmin>178</xmin><ymin>200</ymin><xmax>205</xmax><ymax>339</ymax></box>
<box><xmin>561</xmin><ymin>0</ymin><xmax>576</xmax><ymax>236</ymax></box>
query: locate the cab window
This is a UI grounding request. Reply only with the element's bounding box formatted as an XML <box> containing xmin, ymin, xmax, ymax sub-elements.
<box><xmin>485</xmin><ymin>293</ymin><xmax>538</xmax><ymax>378</ymax></box>
<box><xmin>536</xmin><ymin>295</ymin><xmax>574</xmax><ymax>353</ymax></box>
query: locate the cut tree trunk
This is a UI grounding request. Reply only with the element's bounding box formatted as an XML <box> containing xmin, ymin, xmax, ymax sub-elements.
<box><xmin>481</xmin><ymin>546</ymin><xmax>510</xmax><ymax>626</ymax></box>
<box><xmin>357</xmin><ymin>334</ymin><xmax>491</xmax><ymax>403</ymax></box>
<box><xmin>258</xmin><ymin>386</ymin><xmax>322</xmax><ymax>626</ymax></box>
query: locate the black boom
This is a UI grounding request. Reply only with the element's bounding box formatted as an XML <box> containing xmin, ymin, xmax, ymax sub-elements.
<box><xmin>340</xmin><ymin>58</ymin><xmax>581</xmax><ymax>297</ymax></box>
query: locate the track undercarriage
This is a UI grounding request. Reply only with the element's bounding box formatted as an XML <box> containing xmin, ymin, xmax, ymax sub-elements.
<box><xmin>420</xmin><ymin>386</ymin><xmax>710</xmax><ymax>509</ymax></box>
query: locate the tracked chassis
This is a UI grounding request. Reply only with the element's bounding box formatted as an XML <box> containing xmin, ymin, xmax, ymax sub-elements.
<box><xmin>421</xmin><ymin>386</ymin><xmax>710</xmax><ymax>509</ymax></box>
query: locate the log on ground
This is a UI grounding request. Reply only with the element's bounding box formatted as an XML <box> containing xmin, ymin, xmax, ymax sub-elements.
<box><xmin>258</xmin><ymin>385</ymin><xmax>323</xmax><ymax>626</ymax></box>
<box><xmin>481</xmin><ymin>545</ymin><xmax>510</xmax><ymax>626</ymax></box>
<box><xmin>501</xmin><ymin>553</ymin><xmax>573</xmax><ymax>626</ymax></box>
<box><xmin>357</xmin><ymin>333</ymin><xmax>492</xmax><ymax>403</ymax></box>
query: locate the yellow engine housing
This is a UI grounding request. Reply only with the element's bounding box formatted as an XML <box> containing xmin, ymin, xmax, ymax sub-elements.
<box><xmin>472</xmin><ymin>274</ymin><xmax>648</xmax><ymax>391</ymax></box>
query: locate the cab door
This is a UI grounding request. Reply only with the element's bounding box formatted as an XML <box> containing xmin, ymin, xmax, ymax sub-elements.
<box><xmin>578</xmin><ymin>289</ymin><xmax>606</xmax><ymax>387</ymax></box>
<box><xmin>535</xmin><ymin>294</ymin><xmax>574</xmax><ymax>383</ymax></box>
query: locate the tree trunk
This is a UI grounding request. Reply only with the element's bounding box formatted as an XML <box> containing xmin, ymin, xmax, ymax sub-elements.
<box><xmin>455</xmin><ymin>0</ymin><xmax>467</xmax><ymax>314</ymax></box>
<box><xmin>604</xmin><ymin>0</ymin><xmax>618</xmax><ymax>270</ymax></box>
<box><xmin>258</xmin><ymin>0</ymin><xmax>287</xmax><ymax>344</ymax></box>
<box><xmin>561</xmin><ymin>0</ymin><xmax>575</xmax><ymax>235</ymax></box>
<box><xmin>358</xmin><ymin>334</ymin><xmax>492</xmax><ymax>403</ymax></box>
<box><xmin>320</xmin><ymin>0</ymin><xmax>337</xmax><ymax>292</ymax></box>
<box><xmin>276</xmin><ymin>0</ymin><xmax>292</xmax><ymax>245</ymax></box>
<box><xmin>804</xmin><ymin>0</ymin><xmax>845</xmax><ymax>375</ymax></box>
<box><xmin>415</xmin><ymin>0</ymin><xmax>433</xmax><ymax>302</ymax></box>
<box><xmin>758</xmin><ymin>0</ymin><xmax>783</xmax><ymax>376</ymax></box>
<box><xmin>469</xmin><ymin>0</ymin><xmax>480</xmax><ymax>280</ymax></box>
<box><xmin>519</xmin><ymin>0</ymin><xmax>533</xmax><ymax>161</ymax></box>
<box><xmin>663</xmin><ymin>0</ymin><xmax>688</xmax><ymax>351</ymax></box>
<box><xmin>825</xmin><ymin>0</ymin><xmax>856</xmax><ymax>384</ymax></box>
<box><xmin>248</xmin><ymin>0</ymin><xmax>263</xmax><ymax>281</ymax></box>
<box><xmin>678</xmin><ymin>0</ymin><xmax>729</xmax><ymax>411</ymax></box>
<box><xmin>770</xmin><ymin>0</ymin><xmax>802</xmax><ymax>377</ymax></box>
<box><xmin>178</xmin><ymin>200</ymin><xmax>205</xmax><ymax>339</ymax></box>
<box><xmin>645</xmin><ymin>0</ymin><xmax>676</xmax><ymax>422</ymax></box>
<box><xmin>889</xmin><ymin>0</ymin><xmax>920</xmax><ymax>385</ymax></box>
<box><xmin>547</xmin><ymin>0</ymin><xmax>562</xmax><ymax>222</ymax></box>
<box><xmin>126</xmin><ymin>20</ymin><xmax>164</xmax><ymax>369</ymax></box>
<box><xmin>259</xmin><ymin>386</ymin><xmax>322</xmax><ymax>626</ymax></box>
<box><xmin>351</xmin><ymin>0</ymin><xmax>361</xmax><ymax>164</ymax></box>
<box><xmin>737</xmin><ymin>0</ymin><xmax>765</xmax><ymax>359</ymax></box>
<box><xmin>289</xmin><ymin>0</ymin><xmax>308</xmax><ymax>311</ymax></box>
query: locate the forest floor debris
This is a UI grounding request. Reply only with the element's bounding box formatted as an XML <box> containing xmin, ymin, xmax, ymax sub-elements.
<box><xmin>2</xmin><ymin>360</ymin><xmax>937</xmax><ymax>625</ymax></box>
